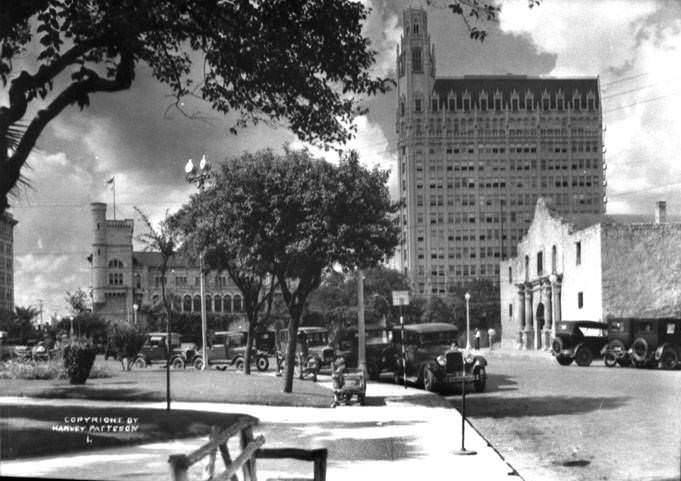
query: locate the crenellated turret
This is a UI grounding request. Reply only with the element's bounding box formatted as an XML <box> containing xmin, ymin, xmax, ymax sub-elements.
<box><xmin>91</xmin><ymin>202</ymin><xmax>107</xmax><ymax>305</ymax></box>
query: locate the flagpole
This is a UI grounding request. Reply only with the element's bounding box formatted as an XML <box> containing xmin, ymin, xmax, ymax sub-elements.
<box><xmin>113</xmin><ymin>177</ymin><xmax>116</xmax><ymax>220</ymax></box>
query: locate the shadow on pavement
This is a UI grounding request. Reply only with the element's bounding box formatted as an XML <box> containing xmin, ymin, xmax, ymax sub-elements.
<box><xmin>32</xmin><ymin>386</ymin><xmax>160</xmax><ymax>401</ymax></box>
<box><xmin>462</xmin><ymin>394</ymin><xmax>630</xmax><ymax>418</ymax></box>
<box><xmin>259</xmin><ymin>420</ymin><xmax>421</xmax><ymax>462</ymax></box>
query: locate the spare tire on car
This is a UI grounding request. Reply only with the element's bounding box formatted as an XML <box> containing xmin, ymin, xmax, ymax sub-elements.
<box><xmin>630</xmin><ymin>337</ymin><xmax>649</xmax><ymax>364</ymax></box>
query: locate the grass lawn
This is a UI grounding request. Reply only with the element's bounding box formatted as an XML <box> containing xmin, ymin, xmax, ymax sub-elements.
<box><xmin>0</xmin><ymin>358</ymin><xmax>333</xmax><ymax>408</ymax></box>
<box><xmin>0</xmin><ymin>403</ymin><xmax>256</xmax><ymax>459</ymax></box>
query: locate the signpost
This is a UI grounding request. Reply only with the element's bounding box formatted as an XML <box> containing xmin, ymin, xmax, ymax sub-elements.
<box><xmin>392</xmin><ymin>290</ymin><xmax>409</xmax><ymax>389</ymax></box>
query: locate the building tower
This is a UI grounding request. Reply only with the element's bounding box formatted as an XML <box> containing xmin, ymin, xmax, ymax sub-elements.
<box><xmin>396</xmin><ymin>8</ymin><xmax>605</xmax><ymax>296</ymax></box>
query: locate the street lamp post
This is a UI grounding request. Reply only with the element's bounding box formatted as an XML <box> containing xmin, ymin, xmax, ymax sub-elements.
<box><xmin>465</xmin><ymin>292</ymin><xmax>471</xmax><ymax>351</ymax></box>
<box><xmin>185</xmin><ymin>155</ymin><xmax>211</xmax><ymax>371</ymax></box>
<box><xmin>133</xmin><ymin>303</ymin><xmax>139</xmax><ymax>325</ymax></box>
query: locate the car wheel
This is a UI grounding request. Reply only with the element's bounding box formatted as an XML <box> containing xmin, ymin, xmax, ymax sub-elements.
<box><xmin>551</xmin><ymin>337</ymin><xmax>564</xmax><ymax>355</ymax></box>
<box><xmin>256</xmin><ymin>355</ymin><xmax>269</xmax><ymax>372</ymax></box>
<box><xmin>474</xmin><ymin>366</ymin><xmax>487</xmax><ymax>393</ymax></box>
<box><xmin>171</xmin><ymin>357</ymin><xmax>185</xmax><ymax>369</ymax></box>
<box><xmin>133</xmin><ymin>357</ymin><xmax>147</xmax><ymax>369</ymax></box>
<box><xmin>423</xmin><ymin>367</ymin><xmax>438</xmax><ymax>392</ymax></box>
<box><xmin>234</xmin><ymin>358</ymin><xmax>245</xmax><ymax>371</ymax></box>
<box><xmin>604</xmin><ymin>351</ymin><xmax>618</xmax><ymax>368</ymax></box>
<box><xmin>556</xmin><ymin>355</ymin><xmax>573</xmax><ymax>366</ymax></box>
<box><xmin>574</xmin><ymin>347</ymin><xmax>593</xmax><ymax>367</ymax></box>
<box><xmin>660</xmin><ymin>346</ymin><xmax>679</xmax><ymax>370</ymax></box>
<box><xmin>192</xmin><ymin>357</ymin><xmax>204</xmax><ymax>370</ymax></box>
<box><xmin>630</xmin><ymin>337</ymin><xmax>649</xmax><ymax>364</ymax></box>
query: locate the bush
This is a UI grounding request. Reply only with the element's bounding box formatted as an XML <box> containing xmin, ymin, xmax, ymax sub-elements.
<box><xmin>0</xmin><ymin>359</ymin><xmax>63</xmax><ymax>380</ymax></box>
<box><xmin>63</xmin><ymin>343</ymin><xmax>97</xmax><ymax>384</ymax></box>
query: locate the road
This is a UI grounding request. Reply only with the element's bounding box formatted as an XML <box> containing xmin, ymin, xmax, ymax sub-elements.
<box><xmin>448</xmin><ymin>352</ymin><xmax>681</xmax><ymax>481</ymax></box>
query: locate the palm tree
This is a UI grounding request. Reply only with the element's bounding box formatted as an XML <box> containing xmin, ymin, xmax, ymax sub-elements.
<box><xmin>14</xmin><ymin>305</ymin><xmax>40</xmax><ymax>342</ymax></box>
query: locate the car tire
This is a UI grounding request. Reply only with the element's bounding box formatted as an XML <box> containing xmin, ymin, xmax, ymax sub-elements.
<box><xmin>556</xmin><ymin>355</ymin><xmax>573</xmax><ymax>366</ymax></box>
<box><xmin>171</xmin><ymin>357</ymin><xmax>185</xmax><ymax>369</ymax></box>
<box><xmin>574</xmin><ymin>347</ymin><xmax>593</xmax><ymax>367</ymax></box>
<box><xmin>551</xmin><ymin>337</ymin><xmax>564</xmax><ymax>355</ymax></box>
<box><xmin>192</xmin><ymin>357</ymin><xmax>204</xmax><ymax>370</ymax></box>
<box><xmin>474</xmin><ymin>366</ymin><xmax>487</xmax><ymax>393</ymax></box>
<box><xmin>660</xmin><ymin>346</ymin><xmax>679</xmax><ymax>370</ymax></box>
<box><xmin>604</xmin><ymin>351</ymin><xmax>618</xmax><ymax>368</ymax></box>
<box><xmin>631</xmin><ymin>338</ymin><xmax>649</xmax><ymax>364</ymax></box>
<box><xmin>256</xmin><ymin>355</ymin><xmax>269</xmax><ymax>372</ymax></box>
<box><xmin>423</xmin><ymin>367</ymin><xmax>438</xmax><ymax>393</ymax></box>
<box><xmin>133</xmin><ymin>357</ymin><xmax>147</xmax><ymax>369</ymax></box>
<box><xmin>234</xmin><ymin>358</ymin><xmax>245</xmax><ymax>371</ymax></box>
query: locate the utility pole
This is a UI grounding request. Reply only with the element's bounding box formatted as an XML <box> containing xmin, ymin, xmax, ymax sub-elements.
<box><xmin>357</xmin><ymin>269</ymin><xmax>366</xmax><ymax>373</ymax></box>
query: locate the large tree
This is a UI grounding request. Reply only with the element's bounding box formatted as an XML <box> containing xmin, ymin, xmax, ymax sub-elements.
<box><xmin>0</xmin><ymin>0</ymin><xmax>391</xmax><ymax>214</ymax></box>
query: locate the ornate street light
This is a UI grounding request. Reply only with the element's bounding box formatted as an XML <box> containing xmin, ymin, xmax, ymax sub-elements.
<box><xmin>133</xmin><ymin>303</ymin><xmax>139</xmax><ymax>325</ymax></box>
<box><xmin>465</xmin><ymin>292</ymin><xmax>471</xmax><ymax>351</ymax></box>
<box><xmin>185</xmin><ymin>154</ymin><xmax>211</xmax><ymax>371</ymax></box>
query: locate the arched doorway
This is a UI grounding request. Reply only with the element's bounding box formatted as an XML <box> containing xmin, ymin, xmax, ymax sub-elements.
<box><xmin>536</xmin><ymin>303</ymin><xmax>545</xmax><ymax>349</ymax></box>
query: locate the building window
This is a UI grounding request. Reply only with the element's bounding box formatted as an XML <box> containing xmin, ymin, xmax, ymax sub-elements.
<box><xmin>233</xmin><ymin>295</ymin><xmax>243</xmax><ymax>312</ymax></box>
<box><xmin>578</xmin><ymin>292</ymin><xmax>584</xmax><ymax>309</ymax></box>
<box><xmin>509</xmin><ymin>304</ymin><xmax>513</xmax><ymax>318</ymax></box>
<box><xmin>193</xmin><ymin>295</ymin><xmax>201</xmax><ymax>312</ymax></box>
<box><xmin>508</xmin><ymin>266</ymin><xmax>512</xmax><ymax>284</ymax></box>
<box><xmin>552</xmin><ymin>245</ymin><xmax>557</xmax><ymax>272</ymax></box>
<box><xmin>537</xmin><ymin>251</ymin><xmax>543</xmax><ymax>276</ymax></box>
<box><xmin>205</xmin><ymin>295</ymin><xmax>212</xmax><ymax>313</ymax></box>
<box><xmin>576</xmin><ymin>241</ymin><xmax>581</xmax><ymax>265</ymax></box>
<box><xmin>183</xmin><ymin>295</ymin><xmax>192</xmax><ymax>312</ymax></box>
<box><xmin>415</xmin><ymin>98</ymin><xmax>422</xmax><ymax>113</ymax></box>
<box><xmin>413</xmin><ymin>22</ymin><xmax>419</xmax><ymax>35</ymax></box>
<box><xmin>524</xmin><ymin>255</ymin><xmax>529</xmax><ymax>280</ymax></box>
<box><xmin>224</xmin><ymin>295</ymin><xmax>232</xmax><ymax>313</ymax></box>
<box><xmin>412</xmin><ymin>47</ymin><xmax>422</xmax><ymax>72</ymax></box>
<box><xmin>400</xmin><ymin>101</ymin><xmax>405</xmax><ymax>116</ymax></box>
<box><xmin>108</xmin><ymin>259</ymin><xmax>124</xmax><ymax>268</ymax></box>
<box><xmin>214</xmin><ymin>295</ymin><xmax>222</xmax><ymax>312</ymax></box>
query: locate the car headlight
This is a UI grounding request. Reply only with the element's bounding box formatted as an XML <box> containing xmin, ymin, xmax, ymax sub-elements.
<box><xmin>465</xmin><ymin>353</ymin><xmax>474</xmax><ymax>363</ymax></box>
<box><xmin>436</xmin><ymin>355</ymin><xmax>446</xmax><ymax>366</ymax></box>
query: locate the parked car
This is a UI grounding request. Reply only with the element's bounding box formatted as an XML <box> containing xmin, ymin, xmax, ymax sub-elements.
<box><xmin>551</xmin><ymin>320</ymin><xmax>608</xmax><ymax>367</ymax></box>
<box><xmin>254</xmin><ymin>329</ymin><xmax>277</xmax><ymax>355</ymax></box>
<box><xmin>191</xmin><ymin>330</ymin><xmax>270</xmax><ymax>371</ymax></box>
<box><xmin>390</xmin><ymin>323</ymin><xmax>487</xmax><ymax>393</ymax></box>
<box><xmin>133</xmin><ymin>332</ymin><xmax>186</xmax><ymax>369</ymax></box>
<box><xmin>335</xmin><ymin>324</ymin><xmax>394</xmax><ymax>380</ymax></box>
<box><xmin>276</xmin><ymin>326</ymin><xmax>335</xmax><ymax>372</ymax></box>
<box><xmin>604</xmin><ymin>317</ymin><xmax>681</xmax><ymax>369</ymax></box>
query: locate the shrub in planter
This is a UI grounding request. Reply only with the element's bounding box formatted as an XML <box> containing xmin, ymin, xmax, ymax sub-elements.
<box><xmin>63</xmin><ymin>342</ymin><xmax>97</xmax><ymax>384</ymax></box>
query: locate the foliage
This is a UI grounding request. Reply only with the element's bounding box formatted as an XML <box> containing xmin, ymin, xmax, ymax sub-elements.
<box><xmin>0</xmin><ymin>0</ymin><xmax>394</xmax><ymax>213</ymax></box>
<box><xmin>65</xmin><ymin>288</ymin><xmax>91</xmax><ymax>315</ymax></box>
<box><xmin>54</xmin><ymin>312</ymin><xmax>107</xmax><ymax>340</ymax></box>
<box><xmin>150</xmin><ymin>313</ymin><xmax>243</xmax><ymax>345</ymax></box>
<box><xmin>0</xmin><ymin>306</ymin><xmax>40</xmax><ymax>344</ymax></box>
<box><xmin>106</xmin><ymin>322</ymin><xmax>146</xmax><ymax>365</ymax></box>
<box><xmin>62</xmin><ymin>342</ymin><xmax>97</xmax><ymax>384</ymax></box>
<box><xmin>0</xmin><ymin>359</ymin><xmax>63</xmax><ymax>380</ymax></box>
<box><xmin>449</xmin><ymin>279</ymin><xmax>501</xmax><ymax>331</ymax></box>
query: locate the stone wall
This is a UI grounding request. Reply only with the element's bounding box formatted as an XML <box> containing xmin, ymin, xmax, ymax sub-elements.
<box><xmin>601</xmin><ymin>224</ymin><xmax>681</xmax><ymax>317</ymax></box>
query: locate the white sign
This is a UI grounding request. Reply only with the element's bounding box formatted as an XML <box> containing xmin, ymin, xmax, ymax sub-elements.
<box><xmin>392</xmin><ymin>290</ymin><xmax>410</xmax><ymax>306</ymax></box>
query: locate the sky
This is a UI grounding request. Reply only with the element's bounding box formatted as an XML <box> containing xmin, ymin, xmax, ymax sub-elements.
<box><xmin>6</xmin><ymin>0</ymin><xmax>681</xmax><ymax>317</ymax></box>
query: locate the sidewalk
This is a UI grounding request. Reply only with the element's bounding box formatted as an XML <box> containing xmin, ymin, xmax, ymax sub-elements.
<box><xmin>0</xmin><ymin>381</ymin><xmax>522</xmax><ymax>481</ymax></box>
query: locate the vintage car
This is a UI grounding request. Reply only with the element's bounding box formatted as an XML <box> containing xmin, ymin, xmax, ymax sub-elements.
<box><xmin>276</xmin><ymin>326</ymin><xmax>335</xmax><ymax>373</ymax></box>
<box><xmin>551</xmin><ymin>320</ymin><xmax>608</xmax><ymax>367</ymax></box>
<box><xmin>254</xmin><ymin>329</ymin><xmax>277</xmax><ymax>355</ymax></box>
<box><xmin>134</xmin><ymin>332</ymin><xmax>186</xmax><ymax>369</ymax></box>
<box><xmin>335</xmin><ymin>324</ymin><xmax>393</xmax><ymax>380</ymax></box>
<box><xmin>191</xmin><ymin>330</ymin><xmax>270</xmax><ymax>371</ymax></box>
<box><xmin>390</xmin><ymin>323</ymin><xmax>487</xmax><ymax>393</ymax></box>
<box><xmin>604</xmin><ymin>317</ymin><xmax>681</xmax><ymax>369</ymax></box>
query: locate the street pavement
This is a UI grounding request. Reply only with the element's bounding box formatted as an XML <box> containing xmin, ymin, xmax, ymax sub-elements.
<box><xmin>0</xmin><ymin>375</ymin><xmax>522</xmax><ymax>481</ymax></box>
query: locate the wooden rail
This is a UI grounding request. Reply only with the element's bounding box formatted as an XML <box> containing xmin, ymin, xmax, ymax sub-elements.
<box><xmin>168</xmin><ymin>417</ymin><xmax>328</xmax><ymax>481</ymax></box>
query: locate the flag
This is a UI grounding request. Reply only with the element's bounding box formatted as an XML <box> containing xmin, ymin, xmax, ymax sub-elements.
<box><xmin>106</xmin><ymin>176</ymin><xmax>114</xmax><ymax>184</ymax></box>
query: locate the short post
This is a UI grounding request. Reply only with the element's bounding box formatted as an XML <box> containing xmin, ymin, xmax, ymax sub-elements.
<box><xmin>453</xmin><ymin>376</ymin><xmax>477</xmax><ymax>455</ymax></box>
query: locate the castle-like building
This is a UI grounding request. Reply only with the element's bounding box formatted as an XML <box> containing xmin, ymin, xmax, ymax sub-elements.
<box><xmin>0</xmin><ymin>212</ymin><xmax>17</xmax><ymax>312</ymax></box>
<box><xmin>395</xmin><ymin>8</ymin><xmax>606</xmax><ymax>295</ymax></box>
<box><xmin>90</xmin><ymin>202</ymin><xmax>244</xmax><ymax>324</ymax></box>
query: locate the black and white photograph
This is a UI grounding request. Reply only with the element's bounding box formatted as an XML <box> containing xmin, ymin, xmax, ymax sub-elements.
<box><xmin>1</xmin><ymin>1</ymin><xmax>680</xmax><ymax>480</ymax></box>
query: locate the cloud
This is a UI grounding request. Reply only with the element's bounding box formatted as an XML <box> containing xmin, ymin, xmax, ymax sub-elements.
<box><xmin>498</xmin><ymin>0</ymin><xmax>681</xmax><ymax>215</ymax></box>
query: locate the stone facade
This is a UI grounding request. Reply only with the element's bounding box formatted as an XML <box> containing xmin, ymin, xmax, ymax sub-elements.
<box><xmin>90</xmin><ymin>202</ymin><xmax>244</xmax><ymax>324</ymax></box>
<box><xmin>395</xmin><ymin>8</ymin><xmax>605</xmax><ymax>296</ymax></box>
<box><xmin>0</xmin><ymin>212</ymin><xmax>17</xmax><ymax>312</ymax></box>
<box><xmin>500</xmin><ymin>198</ymin><xmax>681</xmax><ymax>349</ymax></box>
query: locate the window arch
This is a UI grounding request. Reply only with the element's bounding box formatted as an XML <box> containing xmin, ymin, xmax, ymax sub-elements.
<box><xmin>412</xmin><ymin>47</ymin><xmax>422</xmax><ymax>73</ymax></box>
<box><xmin>173</xmin><ymin>295</ymin><xmax>182</xmax><ymax>311</ymax></box>
<box><xmin>224</xmin><ymin>295</ymin><xmax>232</xmax><ymax>313</ymax></box>
<box><xmin>183</xmin><ymin>295</ymin><xmax>192</xmax><ymax>312</ymax></box>
<box><xmin>193</xmin><ymin>295</ymin><xmax>201</xmax><ymax>312</ymax></box>
<box><xmin>214</xmin><ymin>295</ymin><xmax>222</xmax><ymax>313</ymax></box>
<box><xmin>205</xmin><ymin>295</ymin><xmax>212</xmax><ymax>313</ymax></box>
<box><xmin>108</xmin><ymin>259</ymin><xmax>124</xmax><ymax>268</ymax></box>
<box><xmin>233</xmin><ymin>295</ymin><xmax>243</xmax><ymax>312</ymax></box>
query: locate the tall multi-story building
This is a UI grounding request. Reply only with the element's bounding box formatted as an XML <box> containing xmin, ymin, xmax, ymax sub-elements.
<box><xmin>395</xmin><ymin>8</ymin><xmax>605</xmax><ymax>296</ymax></box>
<box><xmin>0</xmin><ymin>212</ymin><xmax>17</xmax><ymax>312</ymax></box>
<box><xmin>90</xmin><ymin>202</ymin><xmax>244</xmax><ymax>324</ymax></box>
